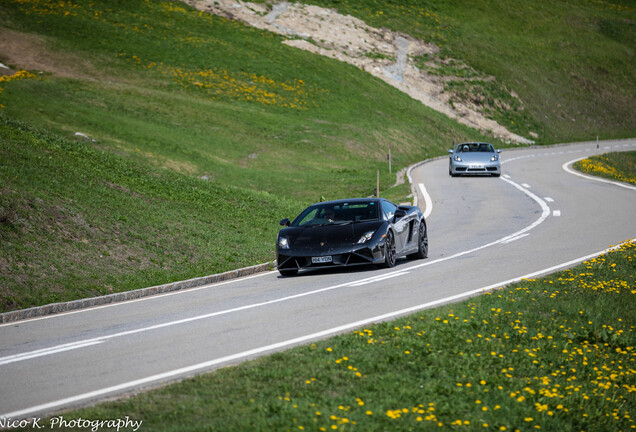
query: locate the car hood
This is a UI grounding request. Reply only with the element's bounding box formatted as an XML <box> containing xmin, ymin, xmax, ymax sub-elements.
<box><xmin>280</xmin><ymin>221</ymin><xmax>383</xmax><ymax>250</ymax></box>
<box><xmin>458</xmin><ymin>153</ymin><xmax>496</xmax><ymax>163</ymax></box>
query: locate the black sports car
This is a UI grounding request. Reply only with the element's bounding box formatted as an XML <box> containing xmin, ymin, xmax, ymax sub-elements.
<box><xmin>276</xmin><ymin>198</ymin><xmax>428</xmax><ymax>276</ymax></box>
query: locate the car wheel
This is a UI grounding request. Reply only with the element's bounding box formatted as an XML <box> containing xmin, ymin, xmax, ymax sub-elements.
<box><xmin>382</xmin><ymin>231</ymin><xmax>396</xmax><ymax>268</ymax></box>
<box><xmin>407</xmin><ymin>221</ymin><xmax>428</xmax><ymax>260</ymax></box>
<box><xmin>279</xmin><ymin>269</ymin><xmax>298</xmax><ymax>277</ymax></box>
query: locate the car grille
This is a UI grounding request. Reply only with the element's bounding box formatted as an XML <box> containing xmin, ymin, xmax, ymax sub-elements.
<box><xmin>278</xmin><ymin>250</ymin><xmax>375</xmax><ymax>270</ymax></box>
<box><xmin>456</xmin><ymin>167</ymin><xmax>498</xmax><ymax>172</ymax></box>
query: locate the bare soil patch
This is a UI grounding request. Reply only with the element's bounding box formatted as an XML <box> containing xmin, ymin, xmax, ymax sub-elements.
<box><xmin>0</xmin><ymin>27</ymin><xmax>112</xmax><ymax>81</ymax></box>
<box><xmin>185</xmin><ymin>0</ymin><xmax>533</xmax><ymax>144</ymax></box>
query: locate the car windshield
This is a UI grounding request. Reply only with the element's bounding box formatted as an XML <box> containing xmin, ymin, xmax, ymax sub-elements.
<box><xmin>456</xmin><ymin>143</ymin><xmax>494</xmax><ymax>153</ymax></box>
<box><xmin>291</xmin><ymin>201</ymin><xmax>380</xmax><ymax>227</ymax></box>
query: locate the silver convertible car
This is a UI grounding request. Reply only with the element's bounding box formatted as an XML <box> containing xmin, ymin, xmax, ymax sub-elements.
<box><xmin>448</xmin><ymin>142</ymin><xmax>502</xmax><ymax>177</ymax></box>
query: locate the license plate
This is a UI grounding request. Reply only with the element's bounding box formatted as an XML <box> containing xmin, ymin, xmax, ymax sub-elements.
<box><xmin>312</xmin><ymin>256</ymin><xmax>333</xmax><ymax>264</ymax></box>
<box><xmin>469</xmin><ymin>164</ymin><xmax>484</xmax><ymax>169</ymax></box>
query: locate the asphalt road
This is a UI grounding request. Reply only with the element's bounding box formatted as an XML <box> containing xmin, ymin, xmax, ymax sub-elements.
<box><xmin>1</xmin><ymin>139</ymin><xmax>635</xmax><ymax>419</ymax></box>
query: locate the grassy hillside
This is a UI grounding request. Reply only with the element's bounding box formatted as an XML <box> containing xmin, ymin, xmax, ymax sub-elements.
<box><xmin>0</xmin><ymin>115</ymin><xmax>302</xmax><ymax>311</ymax></box>
<box><xmin>0</xmin><ymin>0</ymin><xmax>478</xmax><ymax>201</ymax></box>
<box><xmin>0</xmin><ymin>0</ymin><xmax>484</xmax><ymax>312</ymax></box>
<box><xmin>303</xmin><ymin>0</ymin><xmax>636</xmax><ymax>143</ymax></box>
<box><xmin>0</xmin><ymin>0</ymin><xmax>634</xmax><ymax>312</ymax></box>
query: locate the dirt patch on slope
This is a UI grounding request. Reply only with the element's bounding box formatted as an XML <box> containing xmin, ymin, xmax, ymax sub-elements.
<box><xmin>0</xmin><ymin>28</ymin><xmax>109</xmax><ymax>81</ymax></box>
<box><xmin>185</xmin><ymin>0</ymin><xmax>533</xmax><ymax>144</ymax></box>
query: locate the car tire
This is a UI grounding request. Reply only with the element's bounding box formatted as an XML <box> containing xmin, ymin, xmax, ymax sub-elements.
<box><xmin>381</xmin><ymin>231</ymin><xmax>396</xmax><ymax>268</ymax></box>
<box><xmin>407</xmin><ymin>221</ymin><xmax>428</xmax><ymax>260</ymax></box>
<box><xmin>279</xmin><ymin>269</ymin><xmax>298</xmax><ymax>277</ymax></box>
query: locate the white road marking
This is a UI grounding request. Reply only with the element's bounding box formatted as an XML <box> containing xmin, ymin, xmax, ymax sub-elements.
<box><xmin>418</xmin><ymin>183</ymin><xmax>433</xmax><ymax>219</ymax></box>
<box><xmin>1</xmin><ymin>178</ymin><xmax>551</xmax><ymax>368</ymax></box>
<box><xmin>0</xmin><ymin>340</ymin><xmax>104</xmax><ymax>366</ymax></box>
<box><xmin>562</xmin><ymin>157</ymin><xmax>636</xmax><ymax>191</ymax></box>
<box><xmin>0</xmin><ymin>270</ymin><xmax>276</xmax><ymax>327</ymax></box>
<box><xmin>0</xmin><ymin>272</ymin><xmax>406</xmax><ymax>366</ymax></box>
<box><xmin>500</xmin><ymin>233</ymin><xmax>530</xmax><ymax>244</ymax></box>
<box><xmin>521</xmin><ymin>183</ymin><xmax>531</xmax><ymax>188</ymax></box>
<box><xmin>6</xmin><ymin>143</ymin><xmax>636</xmax><ymax>417</ymax></box>
<box><xmin>3</xmin><ymin>242</ymin><xmax>628</xmax><ymax>420</ymax></box>
<box><xmin>544</xmin><ymin>197</ymin><xmax>554</xmax><ymax>202</ymax></box>
<box><xmin>553</xmin><ymin>210</ymin><xmax>561</xmax><ymax>217</ymax></box>
<box><xmin>348</xmin><ymin>271</ymin><xmax>410</xmax><ymax>287</ymax></box>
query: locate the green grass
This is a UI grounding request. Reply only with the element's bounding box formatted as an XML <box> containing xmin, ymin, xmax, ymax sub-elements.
<box><xmin>0</xmin><ymin>0</ymin><xmax>478</xmax><ymax>201</ymax></box>
<box><xmin>21</xmin><ymin>240</ymin><xmax>635</xmax><ymax>432</ymax></box>
<box><xmin>0</xmin><ymin>115</ymin><xmax>303</xmax><ymax>311</ymax></box>
<box><xmin>299</xmin><ymin>0</ymin><xmax>636</xmax><ymax>143</ymax></box>
<box><xmin>574</xmin><ymin>151</ymin><xmax>636</xmax><ymax>186</ymax></box>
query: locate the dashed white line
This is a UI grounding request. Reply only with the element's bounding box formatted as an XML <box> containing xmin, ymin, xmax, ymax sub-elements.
<box><xmin>553</xmin><ymin>210</ymin><xmax>561</xmax><ymax>217</ymax></box>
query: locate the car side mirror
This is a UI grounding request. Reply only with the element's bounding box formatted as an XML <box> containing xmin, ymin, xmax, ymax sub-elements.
<box><xmin>394</xmin><ymin>209</ymin><xmax>407</xmax><ymax>220</ymax></box>
<box><xmin>280</xmin><ymin>218</ymin><xmax>290</xmax><ymax>227</ymax></box>
<box><xmin>497</xmin><ymin>149</ymin><xmax>502</xmax><ymax>153</ymax></box>
<box><xmin>448</xmin><ymin>149</ymin><xmax>454</xmax><ymax>154</ymax></box>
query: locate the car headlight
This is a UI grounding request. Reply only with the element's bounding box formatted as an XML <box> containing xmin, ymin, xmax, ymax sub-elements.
<box><xmin>357</xmin><ymin>231</ymin><xmax>375</xmax><ymax>244</ymax></box>
<box><xmin>454</xmin><ymin>155</ymin><xmax>462</xmax><ymax>162</ymax></box>
<box><xmin>490</xmin><ymin>155</ymin><xmax>499</xmax><ymax>162</ymax></box>
<box><xmin>278</xmin><ymin>237</ymin><xmax>290</xmax><ymax>249</ymax></box>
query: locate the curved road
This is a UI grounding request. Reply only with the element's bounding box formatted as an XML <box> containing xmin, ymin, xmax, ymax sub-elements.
<box><xmin>1</xmin><ymin>139</ymin><xmax>635</xmax><ymax>419</ymax></box>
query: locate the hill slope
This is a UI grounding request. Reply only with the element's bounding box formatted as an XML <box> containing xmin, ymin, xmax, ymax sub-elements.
<box><xmin>297</xmin><ymin>0</ymin><xmax>636</xmax><ymax>142</ymax></box>
<box><xmin>0</xmin><ymin>0</ymin><xmax>634</xmax><ymax>312</ymax></box>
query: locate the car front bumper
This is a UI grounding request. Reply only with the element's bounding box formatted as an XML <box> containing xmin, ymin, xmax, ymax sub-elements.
<box><xmin>450</xmin><ymin>160</ymin><xmax>501</xmax><ymax>175</ymax></box>
<box><xmin>277</xmin><ymin>242</ymin><xmax>386</xmax><ymax>272</ymax></box>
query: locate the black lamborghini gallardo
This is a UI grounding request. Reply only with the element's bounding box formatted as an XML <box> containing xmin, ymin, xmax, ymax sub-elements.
<box><xmin>276</xmin><ymin>198</ymin><xmax>428</xmax><ymax>276</ymax></box>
